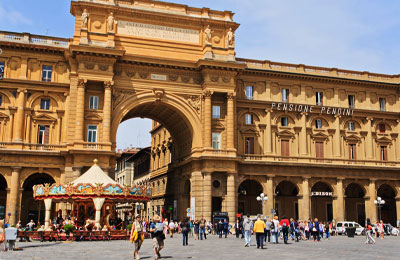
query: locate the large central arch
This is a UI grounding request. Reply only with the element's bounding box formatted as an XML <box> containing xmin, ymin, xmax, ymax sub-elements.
<box><xmin>111</xmin><ymin>91</ymin><xmax>202</xmax><ymax>159</ymax></box>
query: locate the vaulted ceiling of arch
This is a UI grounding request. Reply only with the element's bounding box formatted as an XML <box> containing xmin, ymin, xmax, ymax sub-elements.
<box><xmin>121</xmin><ymin>102</ymin><xmax>192</xmax><ymax>158</ymax></box>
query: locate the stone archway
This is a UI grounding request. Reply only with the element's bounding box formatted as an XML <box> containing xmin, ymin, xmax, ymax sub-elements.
<box><xmin>238</xmin><ymin>180</ymin><xmax>263</xmax><ymax>216</ymax></box>
<box><xmin>275</xmin><ymin>181</ymin><xmax>299</xmax><ymax>219</ymax></box>
<box><xmin>21</xmin><ymin>173</ymin><xmax>55</xmax><ymax>225</ymax></box>
<box><xmin>345</xmin><ymin>183</ymin><xmax>365</xmax><ymax>225</ymax></box>
<box><xmin>377</xmin><ymin>184</ymin><xmax>397</xmax><ymax>225</ymax></box>
<box><xmin>111</xmin><ymin>91</ymin><xmax>202</xmax><ymax>159</ymax></box>
<box><xmin>0</xmin><ymin>174</ymin><xmax>7</xmax><ymax>220</ymax></box>
<box><xmin>311</xmin><ymin>182</ymin><xmax>333</xmax><ymax>222</ymax></box>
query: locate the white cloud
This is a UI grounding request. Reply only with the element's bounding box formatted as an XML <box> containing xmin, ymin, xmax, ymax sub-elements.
<box><xmin>0</xmin><ymin>4</ymin><xmax>32</xmax><ymax>27</ymax></box>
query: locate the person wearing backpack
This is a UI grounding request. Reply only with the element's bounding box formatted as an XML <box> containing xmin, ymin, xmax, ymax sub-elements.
<box><xmin>180</xmin><ymin>218</ymin><xmax>190</xmax><ymax>246</ymax></box>
<box><xmin>265</xmin><ymin>218</ymin><xmax>272</xmax><ymax>243</ymax></box>
<box><xmin>272</xmin><ymin>216</ymin><xmax>280</xmax><ymax>244</ymax></box>
<box><xmin>280</xmin><ymin>216</ymin><xmax>290</xmax><ymax>244</ymax></box>
<box><xmin>243</xmin><ymin>215</ymin><xmax>253</xmax><ymax>247</ymax></box>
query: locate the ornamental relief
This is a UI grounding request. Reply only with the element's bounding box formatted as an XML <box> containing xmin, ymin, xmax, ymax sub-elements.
<box><xmin>186</xmin><ymin>95</ymin><xmax>201</xmax><ymax>114</ymax></box>
<box><xmin>112</xmin><ymin>89</ymin><xmax>136</xmax><ymax>111</ymax></box>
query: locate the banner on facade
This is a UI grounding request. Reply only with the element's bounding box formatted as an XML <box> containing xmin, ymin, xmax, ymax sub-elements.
<box><xmin>190</xmin><ymin>197</ymin><xmax>195</xmax><ymax>221</ymax></box>
<box><xmin>311</xmin><ymin>191</ymin><xmax>333</xmax><ymax>196</ymax></box>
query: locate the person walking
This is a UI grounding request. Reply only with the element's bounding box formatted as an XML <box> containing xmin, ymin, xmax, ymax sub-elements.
<box><xmin>193</xmin><ymin>219</ymin><xmax>200</xmax><ymax>240</ymax></box>
<box><xmin>217</xmin><ymin>220</ymin><xmax>224</xmax><ymax>238</ymax></box>
<box><xmin>223</xmin><ymin>219</ymin><xmax>229</xmax><ymax>238</ymax></box>
<box><xmin>365</xmin><ymin>218</ymin><xmax>375</xmax><ymax>244</ymax></box>
<box><xmin>180</xmin><ymin>218</ymin><xmax>190</xmax><ymax>246</ymax></box>
<box><xmin>0</xmin><ymin>220</ymin><xmax>5</xmax><ymax>252</ymax></box>
<box><xmin>150</xmin><ymin>215</ymin><xmax>165</xmax><ymax>260</ymax></box>
<box><xmin>131</xmin><ymin>214</ymin><xmax>144</xmax><ymax>260</ymax></box>
<box><xmin>234</xmin><ymin>219</ymin><xmax>241</xmax><ymax>238</ymax></box>
<box><xmin>378</xmin><ymin>220</ymin><xmax>384</xmax><ymax>239</ymax></box>
<box><xmin>265</xmin><ymin>218</ymin><xmax>271</xmax><ymax>243</ymax></box>
<box><xmin>199</xmin><ymin>217</ymin><xmax>207</xmax><ymax>240</ymax></box>
<box><xmin>168</xmin><ymin>220</ymin><xmax>175</xmax><ymax>238</ymax></box>
<box><xmin>243</xmin><ymin>215</ymin><xmax>253</xmax><ymax>247</ymax></box>
<box><xmin>254</xmin><ymin>215</ymin><xmax>266</xmax><ymax>249</ymax></box>
<box><xmin>312</xmin><ymin>218</ymin><xmax>320</xmax><ymax>242</ymax></box>
<box><xmin>280</xmin><ymin>216</ymin><xmax>290</xmax><ymax>244</ymax></box>
<box><xmin>272</xmin><ymin>216</ymin><xmax>280</xmax><ymax>244</ymax></box>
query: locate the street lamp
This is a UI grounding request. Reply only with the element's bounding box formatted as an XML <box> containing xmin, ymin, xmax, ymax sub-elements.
<box><xmin>256</xmin><ymin>193</ymin><xmax>268</xmax><ymax>216</ymax></box>
<box><xmin>374</xmin><ymin>196</ymin><xmax>385</xmax><ymax>221</ymax></box>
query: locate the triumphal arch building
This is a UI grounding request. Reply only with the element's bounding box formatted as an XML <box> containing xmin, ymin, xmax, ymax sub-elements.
<box><xmin>0</xmin><ymin>0</ymin><xmax>399</xmax><ymax>226</ymax></box>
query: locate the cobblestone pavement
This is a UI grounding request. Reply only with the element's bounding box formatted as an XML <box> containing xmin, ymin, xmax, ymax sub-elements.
<box><xmin>1</xmin><ymin>234</ymin><xmax>399</xmax><ymax>260</ymax></box>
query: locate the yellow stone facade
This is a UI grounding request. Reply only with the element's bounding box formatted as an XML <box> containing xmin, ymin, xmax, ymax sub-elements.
<box><xmin>0</xmin><ymin>0</ymin><xmax>399</xmax><ymax>226</ymax></box>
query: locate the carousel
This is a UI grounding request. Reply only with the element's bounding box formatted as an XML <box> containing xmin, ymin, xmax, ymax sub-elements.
<box><xmin>32</xmin><ymin>159</ymin><xmax>151</xmax><ymax>230</ymax></box>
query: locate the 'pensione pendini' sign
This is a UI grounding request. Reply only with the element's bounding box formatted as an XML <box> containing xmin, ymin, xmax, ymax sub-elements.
<box><xmin>271</xmin><ymin>102</ymin><xmax>354</xmax><ymax>116</ymax></box>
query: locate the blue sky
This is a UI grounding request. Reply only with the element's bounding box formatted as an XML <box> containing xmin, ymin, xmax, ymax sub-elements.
<box><xmin>2</xmin><ymin>0</ymin><xmax>400</xmax><ymax>149</ymax></box>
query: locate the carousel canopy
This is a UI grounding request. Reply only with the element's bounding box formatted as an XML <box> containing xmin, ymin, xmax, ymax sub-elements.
<box><xmin>32</xmin><ymin>159</ymin><xmax>151</xmax><ymax>202</ymax></box>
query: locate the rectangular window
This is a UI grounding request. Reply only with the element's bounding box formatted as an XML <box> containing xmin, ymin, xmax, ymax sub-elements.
<box><xmin>315</xmin><ymin>119</ymin><xmax>322</xmax><ymax>129</ymax></box>
<box><xmin>212</xmin><ymin>105</ymin><xmax>221</xmax><ymax>119</ymax></box>
<box><xmin>281</xmin><ymin>117</ymin><xmax>288</xmax><ymax>127</ymax></box>
<box><xmin>349</xmin><ymin>144</ymin><xmax>356</xmax><ymax>160</ymax></box>
<box><xmin>282</xmin><ymin>89</ymin><xmax>289</xmax><ymax>103</ymax></box>
<box><xmin>316</xmin><ymin>142</ymin><xmax>324</xmax><ymax>158</ymax></box>
<box><xmin>379</xmin><ymin>98</ymin><xmax>386</xmax><ymax>111</ymax></box>
<box><xmin>41</xmin><ymin>65</ymin><xmax>52</xmax><ymax>82</ymax></box>
<box><xmin>37</xmin><ymin>125</ymin><xmax>49</xmax><ymax>144</ymax></box>
<box><xmin>316</xmin><ymin>92</ymin><xmax>323</xmax><ymax>106</ymax></box>
<box><xmin>40</xmin><ymin>99</ymin><xmax>50</xmax><ymax>110</ymax></box>
<box><xmin>281</xmin><ymin>140</ymin><xmax>290</xmax><ymax>156</ymax></box>
<box><xmin>348</xmin><ymin>95</ymin><xmax>355</xmax><ymax>108</ymax></box>
<box><xmin>380</xmin><ymin>146</ymin><xmax>387</xmax><ymax>161</ymax></box>
<box><xmin>245</xmin><ymin>114</ymin><xmax>253</xmax><ymax>125</ymax></box>
<box><xmin>245</xmin><ymin>86</ymin><xmax>253</xmax><ymax>100</ymax></box>
<box><xmin>212</xmin><ymin>132</ymin><xmax>221</xmax><ymax>150</ymax></box>
<box><xmin>0</xmin><ymin>61</ymin><xmax>4</xmax><ymax>79</ymax></box>
<box><xmin>89</xmin><ymin>96</ymin><xmax>99</xmax><ymax>110</ymax></box>
<box><xmin>379</xmin><ymin>124</ymin><xmax>386</xmax><ymax>133</ymax></box>
<box><xmin>348</xmin><ymin>122</ymin><xmax>355</xmax><ymax>131</ymax></box>
<box><xmin>245</xmin><ymin>137</ymin><xmax>255</xmax><ymax>154</ymax></box>
<box><xmin>87</xmin><ymin>125</ymin><xmax>97</xmax><ymax>143</ymax></box>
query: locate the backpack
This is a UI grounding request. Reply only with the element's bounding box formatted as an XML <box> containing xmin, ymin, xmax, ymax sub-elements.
<box><xmin>270</xmin><ymin>222</ymin><xmax>275</xmax><ymax>230</ymax></box>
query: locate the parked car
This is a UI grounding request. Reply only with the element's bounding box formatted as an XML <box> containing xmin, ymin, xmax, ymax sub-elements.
<box><xmin>336</xmin><ymin>221</ymin><xmax>364</xmax><ymax>235</ymax></box>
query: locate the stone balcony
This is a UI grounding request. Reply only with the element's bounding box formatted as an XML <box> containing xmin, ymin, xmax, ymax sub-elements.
<box><xmin>0</xmin><ymin>31</ymin><xmax>70</xmax><ymax>48</ymax></box>
<box><xmin>242</xmin><ymin>154</ymin><xmax>400</xmax><ymax>168</ymax></box>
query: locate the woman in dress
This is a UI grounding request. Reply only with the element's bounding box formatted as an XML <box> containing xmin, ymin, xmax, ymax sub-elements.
<box><xmin>193</xmin><ymin>219</ymin><xmax>200</xmax><ymax>240</ymax></box>
<box><xmin>0</xmin><ymin>220</ymin><xmax>5</xmax><ymax>251</ymax></box>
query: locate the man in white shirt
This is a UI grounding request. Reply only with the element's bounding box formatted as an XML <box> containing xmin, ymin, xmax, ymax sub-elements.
<box><xmin>169</xmin><ymin>220</ymin><xmax>175</xmax><ymax>238</ymax></box>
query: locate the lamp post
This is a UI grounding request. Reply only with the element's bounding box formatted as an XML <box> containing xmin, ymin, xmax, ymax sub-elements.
<box><xmin>256</xmin><ymin>193</ymin><xmax>268</xmax><ymax>216</ymax></box>
<box><xmin>374</xmin><ymin>196</ymin><xmax>385</xmax><ymax>221</ymax></box>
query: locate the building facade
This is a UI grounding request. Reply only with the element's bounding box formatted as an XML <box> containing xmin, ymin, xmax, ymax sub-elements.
<box><xmin>0</xmin><ymin>0</ymin><xmax>399</xmax><ymax>226</ymax></box>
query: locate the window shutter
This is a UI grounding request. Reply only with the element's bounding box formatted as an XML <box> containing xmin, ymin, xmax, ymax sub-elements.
<box><xmin>44</xmin><ymin>126</ymin><xmax>50</xmax><ymax>144</ymax></box>
<box><xmin>316</xmin><ymin>142</ymin><xmax>324</xmax><ymax>158</ymax></box>
<box><xmin>250</xmin><ymin>137</ymin><xmax>254</xmax><ymax>154</ymax></box>
<box><xmin>281</xmin><ymin>140</ymin><xmax>289</xmax><ymax>156</ymax></box>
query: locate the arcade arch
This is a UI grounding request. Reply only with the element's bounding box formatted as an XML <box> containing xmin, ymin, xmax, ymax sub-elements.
<box><xmin>345</xmin><ymin>183</ymin><xmax>365</xmax><ymax>224</ymax></box>
<box><xmin>0</xmin><ymin>174</ymin><xmax>7</xmax><ymax>220</ymax></box>
<box><xmin>377</xmin><ymin>184</ymin><xmax>397</xmax><ymax>225</ymax></box>
<box><xmin>311</xmin><ymin>182</ymin><xmax>333</xmax><ymax>222</ymax></box>
<box><xmin>111</xmin><ymin>92</ymin><xmax>201</xmax><ymax>159</ymax></box>
<box><xmin>275</xmin><ymin>181</ymin><xmax>299</xmax><ymax>219</ymax></box>
<box><xmin>21</xmin><ymin>173</ymin><xmax>55</xmax><ymax>225</ymax></box>
<box><xmin>238</xmin><ymin>180</ymin><xmax>263</xmax><ymax>216</ymax></box>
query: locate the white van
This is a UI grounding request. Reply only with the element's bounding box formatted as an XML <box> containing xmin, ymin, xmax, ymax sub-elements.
<box><xmin>336</xmin><ymin>221</ymin><xmax>364</xmax><ymax>235</ymax></box>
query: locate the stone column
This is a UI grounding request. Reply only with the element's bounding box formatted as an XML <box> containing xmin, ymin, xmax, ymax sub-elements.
<box><xmin>333</xmin><ymin>115</ymin><xmax>341</xmax><ymax>157</ymax></box>
<box><xmin>396</xmin><ymin>196</ymin><xmax>400</xmax><ymax>225</ymax></box>
<box><xmin>202</xmin><ymin>172</ymin><xmax>212</xmax><ymax>221</ymax></box>
<box><xmin>368</xmin><ymin>180</ymin><xmax>377</xmax><ymax>223</ymax></box>
<box><xmin>44</xmin><ymin>198</ymin><xmax>52</xmax><ymax>230</ymax></box>
<box><xmin>62</xmin><ymin>93</ymin><xmax>70</xmax><ymax>144</ymax></box>
<box><xmin>226</xmin><ymin>172</ymin><xmax>237</xmax><ymax>224</ymax></box>
<box><xmin>299</xmin><ymin>177</ymin><xmax>310</xmax><ymax>220</ymax></box>
<box><xmin>265</xmin><ymin>176</ymin><xmax>274</xmax><ymax>216</ymax></box>
<box><xmin>191</xmin><ymin>169</ymin><xmax>203</xmax><ymax>219</ymax></box>
<box><xmin>203</xmin><ymin>91</ymin><xmax>212</xmax><ymax>148</ymax></box>
<box><xmin>93</xmin><ymin>197</ymin><xmax>105</xmax><ymax>228</ymax></box>
<box><xmin>366</xmin><ymin>117</ymin><xmax>373</xmax><ymax>159</ymax></box>
<box><xmin>75</xmin><ymin>79</ymin><xmax>86</xmax><ymax>142</ymax></box>
<box><xmin>103</xmin><ymin>81</ymin><xmax>113</xmax><ymax>143</ymax></box>
<box><xmin>226</xmin><ymin>93</ymin><xmax>235</xmax><ymax>150</ymax></box>
<box><xmin>299</xmin><ymin>112</ymin><xmax>308</xmax><ymax>155</ymax></box>
<box><xmin>7</xmin><ymin>111</ymin><xmax>15</xmax><ymax>142</ymax></box>
<box><xmin>24</xmin><ymin>112</ymin><xmax>31</xmax><ymax>143</ymax></box>
<box><xmin>334</xmin><ymin>178</ymin><xmax>345</xmax><ymax>221</ymax></box>
<box><xmin>8</xmin><ymin>167</ymin><xmax>21</xmax><ymax>225</ymax></box>
<box><xmin>265</xmin><ymin>109</ymin><xmax>272</xmax><ymax>154</ymax></box>
<box><xmin>13</xmin><ymin>89</ymin><xmax>26</xmax><ymax>142</ymax></box>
